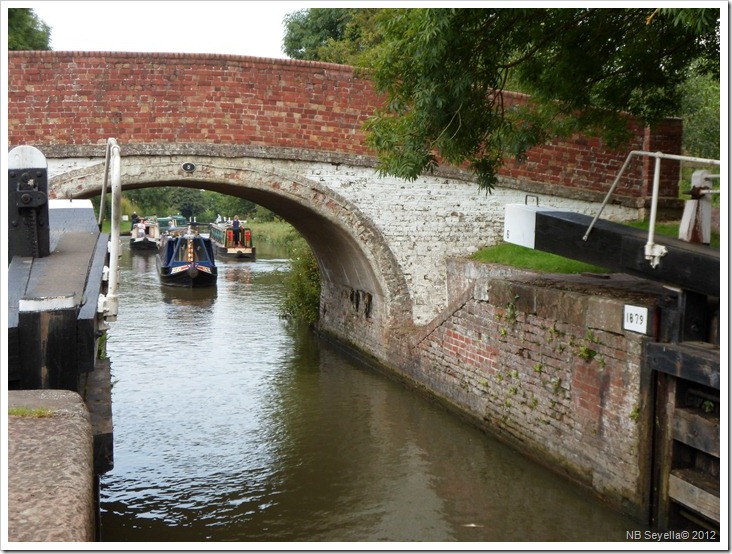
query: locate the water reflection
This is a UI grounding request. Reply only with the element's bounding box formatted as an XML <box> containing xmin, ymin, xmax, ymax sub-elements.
<box><xmin>160</xmin><ymin>286</ymin><xmax>218</xmax><ymax>308</ymax></box>
<box><xmin>101</xmin><ymin>242</ymin><xmax>644</xmax><ymax>543</ymax></box>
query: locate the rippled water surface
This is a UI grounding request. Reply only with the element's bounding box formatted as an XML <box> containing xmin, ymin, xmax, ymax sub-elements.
<box><xmin>100</xmin><ymin>242</ymin><xmax>644</xmax><ymax>544</ymax></box>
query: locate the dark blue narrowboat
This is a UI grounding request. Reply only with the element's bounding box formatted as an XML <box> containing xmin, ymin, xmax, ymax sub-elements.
<box><xmin>156</xmin><ymin>232</ymin><xmax>218</xmax><ymax>287</ymax></box>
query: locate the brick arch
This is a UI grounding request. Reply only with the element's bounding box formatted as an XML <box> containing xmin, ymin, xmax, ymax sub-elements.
<box><xmin>50</xmin><ymin>154</ymin><xmax>414</xmax><ymax>330</ymax></box>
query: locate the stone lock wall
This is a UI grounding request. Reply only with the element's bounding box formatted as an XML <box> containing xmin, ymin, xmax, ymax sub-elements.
<box><xmin>409</xmin><ymin>260</ymin><xmax>664</xmax><ymax>520</ymax></box>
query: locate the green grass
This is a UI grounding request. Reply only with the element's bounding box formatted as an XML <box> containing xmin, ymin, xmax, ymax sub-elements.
<box><xmin>9</xmin><ymin>407</ymin><xmax>54</xmax><ymax>418</ymax></box>
<box><xmin>625</xmin><ymin>219</ymin><xmax>720</xmax><ymax>249</ymax></box>
<box><xmin>473</xmin><ymin>219</ymin><xmax>720</xmax><ymax>274</ymax></box>
<box><xmin>472</xmin><ymin>243</ymin><xmax>611</xmax><ymax>274</ymax></box>
<box><xmin>248</xmin><ymin>220</ymin><xmax>300</xmax><ymax>249</ymax></box>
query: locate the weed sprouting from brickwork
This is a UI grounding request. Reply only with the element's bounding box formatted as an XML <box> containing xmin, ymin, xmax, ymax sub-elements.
<box><xmin>505</xmin><ymin>295</ymin><xmax>520</xmax><ymax>325</ymax></box>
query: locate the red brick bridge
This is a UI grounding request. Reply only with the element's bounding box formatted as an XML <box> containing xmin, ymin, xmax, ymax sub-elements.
<box><xmin>8</xmin><ymin>50</ymin><xmax>682</xmax><ymax>359</ymax></box>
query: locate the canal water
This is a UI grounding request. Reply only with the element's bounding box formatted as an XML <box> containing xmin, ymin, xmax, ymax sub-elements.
<box><xmin>100</xmin><ymin>241</ymin><xmax>644</xmax><ymax>544</ymax></box>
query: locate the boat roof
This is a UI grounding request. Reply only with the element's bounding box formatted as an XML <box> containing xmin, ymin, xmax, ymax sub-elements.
<box><xmin>164</xmin><ymin>231</ymin><xmax>211</xmax><ymax>240</ymax></box>
<box><xmin>211</xmin><ymin>221</ymin><xmax>251</xmax><ymax>228</ymax></box>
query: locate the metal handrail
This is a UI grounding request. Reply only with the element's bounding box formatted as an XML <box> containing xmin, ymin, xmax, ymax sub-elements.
<box><xmin>98</xmin><ymin>138</ymin><xmax>122</xmax><ymax>321</ymax></box>
<box><xmin>98</xmin><ymin>143</ymin><xmax>111</xmax><ymax>228</ymax></box>
<box><xmin>582</xmin><ymin>150</ymin><xmax>721</xmax><ymax>268</ymax></box>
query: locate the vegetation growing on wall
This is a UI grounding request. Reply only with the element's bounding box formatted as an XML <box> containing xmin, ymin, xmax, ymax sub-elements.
<box><xmin>8</xmin><ymin>407</ymin><xmax>54</xmax><ymax>418</ymax></box>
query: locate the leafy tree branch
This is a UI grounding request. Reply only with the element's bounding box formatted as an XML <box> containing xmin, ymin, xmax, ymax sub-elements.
<box><xmin>284</xmin><ymin>7</ymin><xmax>720</xmax><ymax>192</ymax></box>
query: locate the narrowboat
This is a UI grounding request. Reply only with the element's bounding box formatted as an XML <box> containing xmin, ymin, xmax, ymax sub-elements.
<box><xmin>156</xmin><ymin>231</ymin><xmax>218</xmax><ymax>287</ymax></box>
<box><xmin>209</xmin><ymin>221</ymin><xmax>256</xmax><ymax>260</ymax></box>
<box><xmin>130</xmin><ymin>217</ymin><xmax>162</xmax><ymax>251</ymax></box>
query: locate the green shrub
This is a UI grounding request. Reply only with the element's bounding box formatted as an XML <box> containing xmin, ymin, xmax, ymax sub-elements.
<box><xmin>248</xmin><ymin>221</ymin><xmax>322</xmax><ymax>325</ymax></box>
<box><xmin>280</xmin><ymin>237</ymin><xmax>321</xmax><ymax>325</ymax></box>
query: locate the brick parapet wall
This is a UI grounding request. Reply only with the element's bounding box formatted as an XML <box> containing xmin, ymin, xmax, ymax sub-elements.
<box><xmin>8</xmin><ymin>51</ymin><xmax>379</xmax><ymax>156</ymax></box>
<box><xmin>9</xmin><ymin>51</ymin><xmax>681</xmax><ymax>202</ymax></box>
<box><xmin>642</xmin><ymin>119</ymin><xmax>685</xmax><ymax>197</ymax></box>
<box><xmin>414</xmin><ymin>260</ymin><xmax>666</xmax><ymax>519</ymax></box>
<box><xmin>499</xmin><ymin>93</ymin><xmax>682</xmax><ymax>201</ymax></box>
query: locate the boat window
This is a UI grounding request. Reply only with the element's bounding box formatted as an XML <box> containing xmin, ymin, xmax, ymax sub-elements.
<box><xmin>175</xmin><ymin>239</ymin><xmax>189</xmax><ymax>262</ymax></box>
<box><xmin>193</xmin><ymin>239</ymin><xmax>211</xmax><ymax>262</ymax></box>
<box><xmin>211</xmin><ymin>224</ymin><xmax>231</xmax><ymax>247</ymax></box>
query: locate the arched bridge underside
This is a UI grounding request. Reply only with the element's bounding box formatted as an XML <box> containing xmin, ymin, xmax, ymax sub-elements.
<box><xmin>49</xmin><ymin>144</ymin><xmax>501</xmax><ymax>359</ymax></box>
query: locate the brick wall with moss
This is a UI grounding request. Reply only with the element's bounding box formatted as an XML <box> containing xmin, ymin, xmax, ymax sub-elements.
<box><xmin>414</xmin><ymin>260</ymin><xmax>665</xmax><ymax>521</ymax></box>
